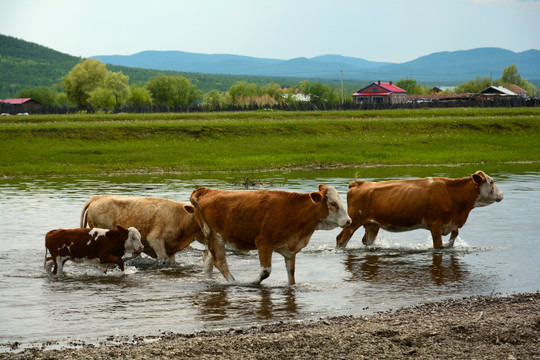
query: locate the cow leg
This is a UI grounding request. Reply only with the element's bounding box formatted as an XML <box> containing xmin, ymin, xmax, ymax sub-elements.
<box><xmin>167</xmin><ymin>254</ymin><xmax>177</xmax><ymax>264</ymax></box>
<box><xmin>99</xmin><ymin>254</ymin><xmax>124</xmax><ymax>271</ymax></box>
<box><xmin>146</xmin><ymin>233</ymin><xmax>169</xmax><ymax>264</ymax></box>
<box><xmin>275</xmin><ymin>247</ymin><xmax>296</xmax><ymax>285</ymax></box>
<box><xmin>430</xmin><ymin>225</ymin><xmax>444</xmax><ymax>249</ymax></box>
<box><xmin>165</xmin><ymin>240</ymin><xmax>193</xmax><ymax>265</ymax></box>
<box><xmin>255</xmin><ymin>245</ymin><xmax>273</xmax><ymax>284</ymax></box>
<box><xmin>362</xmin><ymin>224</ymin><xmax>380</xmax><ymax>245</ymax></box>
<box><xmin>203</xmin><ymin>249</ymin><xmax>214</xmax><ymax>279</ymax></box>
<box><xmin>55</xmin><ymin>256</ymin><xmax>67</xmax><ymax>276</ymax></box>
<box><xmin>284</xmin><ymin>254</ymin><xmax>296</xmax><ymax>286</ymax></box>
<box><xmin>208</xmin><ymin>233</ymin><xmax>236</xmax><ymax>283</ymax></box>
<box><xmin>51</xmin><ymin>257</ymin><xmax>59</xmax><ymax>275</ymax></box>
<box><xmin>446</xmin><ymin>230</ymin><xmax>459</xmax><ymax>247</ymax></box>
<box><xmin>336</xmin><ymin>221</ymin><xmax>363</xmax><ymax>248</ymax></box>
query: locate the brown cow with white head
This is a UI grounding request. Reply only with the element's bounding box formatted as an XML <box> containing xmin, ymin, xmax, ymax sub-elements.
<box><xmin>45</xmin><ymin>225</ymin><xmax>144</xmax><ymax>276</ymax></box>
<box><xmin>336</xmin><ymin>171</ymin><xmax>504</xmax><ymax>249</ymax></box>
<box><xmin>189</xmin><ymin>184</ymin><xmax>351</xmax><ymax>285</ymax></box>
<box><xmin>80</xmin><ymin>195</ymin><xmax>202</xmax><ymax>264</ymax></box>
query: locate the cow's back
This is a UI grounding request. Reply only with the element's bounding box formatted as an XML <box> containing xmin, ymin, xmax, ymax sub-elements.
<box><xmin>85</xmin><ymin>195</ymin><xmax>179</xmax><ymax>237</ymax></box>
<box><xmin>348</xmin><ymin>177</ymin><xmax>459</xmax><ymax>226</ymax></box>
<box><xmin>45</xmin><ymin>228</ymin><xmax>101</xmax><ymax>259</ymax></box>
<box><xmin>193</xmin><ymin>188</ymin><xmax>320</xmax><ymax>250</ymax></box>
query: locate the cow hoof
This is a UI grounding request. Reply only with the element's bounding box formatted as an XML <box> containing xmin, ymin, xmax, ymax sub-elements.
<box><xmin>154</xmin><ymin>258</ymin><xmax>169</xmax><ymax>267</ymax></box>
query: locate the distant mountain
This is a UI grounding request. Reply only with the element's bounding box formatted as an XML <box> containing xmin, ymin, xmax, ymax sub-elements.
<box><xmin>92</xmin><ymin>51</ymin><xmax>393</xmax><ymax>79</ymax></box>
<box><xmin>372</xmin><ymin>48</ymin><xmax>540</xmax><ymax>82</ymax></box>
<box><xmin>2</xmin><ymin>33</ymin><xmax>540</xmax><ymax>99</ymax></box>
<box><xmin>0</xmin><ymin>35</ymin><xmax>286</xmax><ymax>98</ymax></box>
<box><xmin>92</xmin><ymin>48</ymin><xmax>540</xmax><ymax>82</ymax></box>
<box><xmin>0</xmin><ymin>34</ymin><xmax>81</xmax><ymax>98</ymax></box>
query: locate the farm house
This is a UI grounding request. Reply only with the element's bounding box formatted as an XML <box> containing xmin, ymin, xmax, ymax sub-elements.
<box><xmin>352</xmin><ymin>81</ymin><xmax>407</xmax><ymax>105</ymax></box>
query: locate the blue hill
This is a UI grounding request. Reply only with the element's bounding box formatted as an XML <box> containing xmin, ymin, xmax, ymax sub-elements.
<box><xmin>91</xmin><ymin>48</ymin><xmax>540</xmax><ymax>82</ymax></box>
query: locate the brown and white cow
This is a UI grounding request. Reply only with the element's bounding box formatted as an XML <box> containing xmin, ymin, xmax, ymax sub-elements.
<box><xmin>336</xmin><ymin>171</ymin><xmax>504</xmax><ymax>249</ymax></box>
<box><xmin>189</xmin><ymin>184</ymin><xmax>351</xmax><ymax>285</ymax></box>
<box><xmin>44</xmin><ymin>225</ymin><xmax>144</xmax><ymax>276</ymax></box>
<box><xmin>80</xmin><ymin>195</ymin><xmax>203</xmax><ymax>264</ymax></box>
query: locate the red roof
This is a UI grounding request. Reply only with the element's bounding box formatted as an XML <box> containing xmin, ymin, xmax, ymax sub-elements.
<box><xmin>505</xmin><ymin>84</ymin><xmax>527</xmax><ymax>94</ymax></box>
<box><xmin>1</xmin><ymin>98</ymin><xmax>34</xmax><ymax>105</ymax></box>
<box><xmin>353</xmin><ymin>82</ymin><xmax>407</xmax><ymax>96</ymax></box>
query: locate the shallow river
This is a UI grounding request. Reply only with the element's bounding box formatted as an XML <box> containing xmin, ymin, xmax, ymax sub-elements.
<box><xmin>1</xmin><ymin>165</ymin><xmax>539</xmax><ymax>351</ymax></box>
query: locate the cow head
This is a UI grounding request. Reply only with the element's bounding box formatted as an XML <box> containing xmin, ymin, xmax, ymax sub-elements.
<box><xmin>472</xmin><ymin>171</ymin><xmax>504</xmax><ymax>207</ymax></box>
<box><xmin>120</xmin><ymin>225</ymin><xmax>144</xmax><ymax>254</ymax></box>
<box><xmin>315</xmin><ymin>184</ymin><xmax>352</xmax><ymax>230</ymax></box>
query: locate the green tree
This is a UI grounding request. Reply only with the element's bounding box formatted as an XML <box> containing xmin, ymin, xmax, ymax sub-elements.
<box><xmin>87</xmin><ymin>87</ymin><xmax>116</xmax><ymax>108</ymax></box>
<box><xmin>227</xmin><ymin>81</ymin><xmax>261</xmax><ymax>105</ymax></box>
<box><xmin>103</xmin><ymin>71</ymin><xmax>130</xmax><ymax>106</ymax></box>
<box><xmin>453</xmin><ymin>76</ymin><xmax>492</xmax><ymax>94</ymax></box>
<box><xmin>395</xmin><ymin>79</ymin><xmax>426</xmax><ymax>94</ymax></box>
<box><xmin>498</xmin><ymin>64</ymin><xmax>538</xmax><ymax>96</ymax></box>
<box><xmin>145</xmin><ymin>75</ymin><xmax>201</xmax><ymax>107</ymax></box>
<box><xmin>203</xmin><ymin>89</ymin><xmax>225</xmax><ymax>108</ymax></box>
<box><xmin>128</xmin><ymin>85</ymin><xmax>153</xmax><ymax>105</ymax></box>
<box><xmin>62</xmin><ymin>59</ymin><xmax>108</xmax><ymax>106</ymax></box>
<box><xmin>55</xmin><ymin>92</ymin><xmax>72</xmax><ymax>107</ymax></box>
<box><xmin>298</xmin><ymin>81</ymin><xmax>336</xmax><ymax>106</ymax></box>
<box><xmin>262</xmin><ymin>82</ymin><xmax>283</xmax><ymax>102</ymax></box>
<box><xmin>499</xmin><ymin>64</ymin><xmax>521</xmax><ymax>85</ymax></box>
<box><xmin>16</xmin><ymin>87</ymin><xmax>58</xmax><ymax>106</ymax></box>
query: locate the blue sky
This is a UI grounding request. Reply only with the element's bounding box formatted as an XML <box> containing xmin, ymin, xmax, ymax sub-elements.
<box><xmin>1</xmin><ymin>0</ymin><xmax>539</xmax><ymax>63</ymax></box>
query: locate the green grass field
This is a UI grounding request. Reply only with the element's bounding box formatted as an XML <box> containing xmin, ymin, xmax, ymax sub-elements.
<box><xmin>1</xmin><ymin>108</ymin><xmax>539</xmax><ymax>177</ymax></box>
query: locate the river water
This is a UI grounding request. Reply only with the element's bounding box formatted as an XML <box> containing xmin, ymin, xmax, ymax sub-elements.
<box><xmin>1</xmin><ymin>164</ymin><xmax>539</xmax><ymax>351</ymax></box>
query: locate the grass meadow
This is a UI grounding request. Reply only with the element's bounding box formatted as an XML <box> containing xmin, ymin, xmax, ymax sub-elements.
<box><xmin>1</xmin><ymin>108</ymin><xmax>539</xmax><ymax>177</ymax></box>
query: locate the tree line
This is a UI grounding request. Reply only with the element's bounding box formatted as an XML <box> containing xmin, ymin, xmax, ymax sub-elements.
<box><xmin>394</xmin><ymin>65</ymin><xmax>537</xmax><ymax>96</ymax></box>
<box><xmin>11</xmin><ymin>59</ymin><xmax>539</xmax><ymax>111</ymax></box>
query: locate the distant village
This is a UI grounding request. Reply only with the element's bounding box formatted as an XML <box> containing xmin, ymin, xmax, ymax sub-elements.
<box><xmin>0</xmin><ymin>81</ymin><xmax>536</xmax><ymax>115</ymax></box>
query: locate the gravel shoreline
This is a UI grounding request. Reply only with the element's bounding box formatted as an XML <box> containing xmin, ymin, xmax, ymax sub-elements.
<box><xmin>2</xmin><ymin>292</ymin><xmax>539</xmax><ymax>359</ymax></box>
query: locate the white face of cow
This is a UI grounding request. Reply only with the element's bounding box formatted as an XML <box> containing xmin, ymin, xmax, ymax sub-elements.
<box><xmin>474</xmin><ymin>172</ymin><xmax>504</xmax><ymax>207</ymax></box>
<box><xmin>125</xmin><ymin>227</ymin><xmax>144</xmax><ymax>254</ymax></box>
<box><xmin>317</xmin><ymin>185</ymin><xmax>352</xmax><ymax>230</ymax></box>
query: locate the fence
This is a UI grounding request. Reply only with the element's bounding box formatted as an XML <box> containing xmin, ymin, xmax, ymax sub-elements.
<box><xmin>1</xmin><ymin>96</ymin><xmax>538</xmax><ymax>115</ymax></box>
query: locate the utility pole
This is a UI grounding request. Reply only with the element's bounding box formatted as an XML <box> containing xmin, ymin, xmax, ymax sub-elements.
<box><xmin>340</xmin><ymin>70</ymin><xmax>344</xmax><ymax>106</ymax></box>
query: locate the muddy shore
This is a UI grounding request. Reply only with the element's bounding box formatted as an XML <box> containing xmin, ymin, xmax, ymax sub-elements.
<box><xmin>2</xmin><ymin>292</ymin><xmax>539</xmax><ymax>359</ymax></box>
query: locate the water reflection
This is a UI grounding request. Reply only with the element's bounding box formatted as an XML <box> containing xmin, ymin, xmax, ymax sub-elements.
<box><xmin>343</xmin><ymin>250</ymin><xmax>467</xmax><ymax>288</ymax></box>
<box><xmin>191</xmin><ymin>284</ymin><xmax>299</xmax><ymax>323</ymax></box>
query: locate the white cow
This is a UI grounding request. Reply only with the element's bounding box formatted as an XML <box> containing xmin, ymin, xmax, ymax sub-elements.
<box><xmin>81</xmin><ymin>195</ymin><xmax>202</xmax><ymax>264</ymax></box>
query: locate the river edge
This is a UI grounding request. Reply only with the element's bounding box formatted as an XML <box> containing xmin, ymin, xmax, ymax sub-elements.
<box><xmin>2</xmin><ymin>291</ymin><xmax>538</xmax><ymax>359</ymax></box>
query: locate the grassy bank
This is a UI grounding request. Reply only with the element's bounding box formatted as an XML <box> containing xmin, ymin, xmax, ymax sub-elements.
<box><xmin>1</xmin><ymin>108</ymin><xmax>539</xmax><ymax>176</ymax></box>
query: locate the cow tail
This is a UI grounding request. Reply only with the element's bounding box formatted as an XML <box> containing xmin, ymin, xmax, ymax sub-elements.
<box><xmin>190</xmin><ymin>188</ymin><xmax>211</xmax><ymax>237</ymax></box>
<box><xmin>189</xmin><ymin>188</ymin><xmax>205</xmax><ymax>209</ymax></box>
<box><xmin>80</xmin><ymin>195</ymin><xmax>101</xmax><ymax>228</ymax></box>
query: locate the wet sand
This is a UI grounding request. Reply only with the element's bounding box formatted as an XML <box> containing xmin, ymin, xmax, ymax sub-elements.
<box><xmin>2</xmin><ymin>291</ymin><xmax>539</xmax><ymax>359</ymax></box>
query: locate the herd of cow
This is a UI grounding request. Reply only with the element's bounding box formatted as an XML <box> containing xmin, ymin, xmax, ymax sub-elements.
<box><xmin>44</xmin><ymin>170</ymin><xmax>504</xmax><ymax>285</ymax></box>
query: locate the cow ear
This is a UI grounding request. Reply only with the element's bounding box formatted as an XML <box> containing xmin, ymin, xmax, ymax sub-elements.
<box><xmin>184</xmin><ymin>205</ymin><xmax>194</xmax><ymax>213</ymax></box>
<box><xmin>472</xmin><ymin>171</ymin><xmax>486</xmax><ymax>184</ymax></box>
<box><xmin>318</xmin><ymin>184</ymin><xmax>328</xmax><ymax>197</ymax></box>
<box><xmin>116</xmin><ymin>225</ymin><xmax>127</xmax><ymax>232</ymax></box>
<box><xmin>310</xmin><ymin>192</ymin><xmax>323</xmax><ymax>204</ymax></box>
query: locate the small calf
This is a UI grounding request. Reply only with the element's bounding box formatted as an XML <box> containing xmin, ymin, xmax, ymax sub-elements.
<box><xmin>44</xmin><ymin>225</ymin><xmax>143</xmax><ymax>276</ymax></box>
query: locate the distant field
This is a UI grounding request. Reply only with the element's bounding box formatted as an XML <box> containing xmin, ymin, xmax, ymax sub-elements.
<box><xmin>1</xmin><ymin>108</ymin><xmax>539</xmax><ymax>177</ymax></box>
